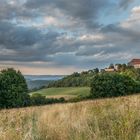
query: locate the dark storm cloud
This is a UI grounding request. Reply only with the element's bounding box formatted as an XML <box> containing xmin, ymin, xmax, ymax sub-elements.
<box><xmin>119</xmin><ymin>0</ymin><xmax>135</xmax><ymax>9</ymax></box>
<box><xmin>23</xmin><ymin>0</ymin><xmax>137</xmax><ymax>34</ymax></box>
<box><xmin>0</xmin><ymin>20</ymin><xmax>59</xmax><ymax>61</ymax></box>
<box><xmin>101</xmin><ymin>24</ymin><xmax>140</xmax><ymax>43</ymax></box>
<box><xmin>0</xmin><ymin>0</ymin><xmax>39</xmax><ymax>21</ymax></box>
<box><xmin>0</xmin><ymin>21</ymin><xmax>81</xmax><ymax>62</ymax></box>
<box><xmin>0</xmin><ymin>22</ymin><xmax>42</xmax><ymax>49</ymax></box>
<box><xmin>25</xmin><ymin>0</ymin><xmax>114</xmax><ymax>30</ymax></box>
<box><xmin>25</xmin><ymin>0</ymin><xmax>109</xmax><ymax>19</ymax></box>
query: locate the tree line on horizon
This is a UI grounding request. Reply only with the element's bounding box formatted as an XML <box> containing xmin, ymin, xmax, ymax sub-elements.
<box><xmin>48</xmin><ymin>64</ymin><xmax>140</xmax><ymax>88</ymax></box>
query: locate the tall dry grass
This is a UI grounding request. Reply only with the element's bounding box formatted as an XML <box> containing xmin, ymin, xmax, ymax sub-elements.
<box><xmin>0</xmin><ymin>95</ymin><xmax>140</xmax><ymax>140</ymax></box>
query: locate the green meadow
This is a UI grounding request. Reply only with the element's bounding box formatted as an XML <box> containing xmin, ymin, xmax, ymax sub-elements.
<box><xmin>31</xmin><ymin>87</ymin><xmax>90</xmax><ymax>99</ymax></box>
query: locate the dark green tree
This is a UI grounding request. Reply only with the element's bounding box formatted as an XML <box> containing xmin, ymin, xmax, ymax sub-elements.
<box><xmin>0</xmin><ymin>68</ymin><xmax>30</xmax><ymax>108</ymax></box>
<box><xmin>90</xmin><ymin>73</ymin><xmax>137</xmax><ymax>98</ymax></box>
<box><xmin>93</xmin><ymin>68</ymin><xmax>99</xmax><ymax>74</ymax></box>
<box><xmin>109</xmin><ymin>64</ymin><xmax>114</xmax><ymax>69</ymax></box>
<box><xmin>31</xmin><ymin>93</ymin><xmax>46</xmax><ymax>105</ymax></box>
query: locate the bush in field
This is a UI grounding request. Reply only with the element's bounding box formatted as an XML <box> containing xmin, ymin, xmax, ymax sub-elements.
<box><xmin>0</xmin><ymin>68</ymin><xmax>30</xmax><ymax>108</ymax></box>
<box><xmin>31</xmin><ymin>93</ymin><xmax>46</xmax><ymax>105</ymax></box>
<box><xmin>31</xmin><ymin>93</ymin><xmax>65</xmax><ymax>105</ymax></box>
<box><xmin>90</xmin><ymin>73</ymin><xmax>137</xmax><ymax>98</ymax></box>
<box><xmin>59</xmin><ymin>97</ymin><xmax>65</xmax><ymax>103</ymax></box>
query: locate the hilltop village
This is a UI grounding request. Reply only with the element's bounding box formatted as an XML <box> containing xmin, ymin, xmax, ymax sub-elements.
<box><xmin>104</xmin><ymin>59</ymin><xmax>140</xmax><ymax>72</ymax></box>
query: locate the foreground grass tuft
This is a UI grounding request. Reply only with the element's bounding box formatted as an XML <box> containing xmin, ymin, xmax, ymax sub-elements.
<box><xmin>0</xmin><ymin>95</ymin><xmax>140</xmax><ymax>140</ymax></box>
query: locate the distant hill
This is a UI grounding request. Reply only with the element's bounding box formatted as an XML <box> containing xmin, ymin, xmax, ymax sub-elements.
<box><xmin>47</xmin><ymin>70</ymin><xmax>99</xmax><ymax>88</ymax></box>
<box><xmin>24</xmin><ymin>75</ymin><xmax>65</xmax><ymax>90</ymax></box>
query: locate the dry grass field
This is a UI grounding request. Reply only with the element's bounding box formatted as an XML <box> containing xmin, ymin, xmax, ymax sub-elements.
<box><xmin>0</xmin><ymin>94</ymin><xmax>140</xmax><ymax>140</ymax></box>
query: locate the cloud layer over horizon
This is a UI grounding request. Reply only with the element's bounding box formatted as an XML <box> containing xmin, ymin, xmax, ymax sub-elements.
<box><xmin>0</xmin><ymin>0</ymin><xmax>140</xmax><ymax>74</ymax></box>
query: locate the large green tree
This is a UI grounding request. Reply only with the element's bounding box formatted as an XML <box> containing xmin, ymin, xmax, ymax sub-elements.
<box><xmin>0</xmin><ymin>68</ymin><xmax>30</xmax><ymax>108</ymax></box>
<box><xmin>90</xmin><ymin>73</ymin><xmax>137</xmax><ymax>98</ymax></box>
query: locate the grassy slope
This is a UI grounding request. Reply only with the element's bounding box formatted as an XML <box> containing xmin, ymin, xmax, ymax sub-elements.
<box><xmin>0</xmin><ymin>94</ymin><xmax>140</xmax><ymax>140</ymax></box>
<box><xmin>31</xmin><ymin>87</ymin><xmax>90</xmax><ymax>99</ymax></box>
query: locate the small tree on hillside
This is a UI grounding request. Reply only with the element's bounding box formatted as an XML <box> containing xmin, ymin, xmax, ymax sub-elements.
<box><xmin>93</xmin><ymin>68</ymin><xmax>99</xmax><ymax>74</ymax></box>
<box><xmin>109</xmin><ymin>64</ymin><xmax>114</xmax><ymax>69</ymax></box>
<box><xmin>0</xmin><ymin>68</ymin><xmax>30</xmax><ymax>108</ymax></box>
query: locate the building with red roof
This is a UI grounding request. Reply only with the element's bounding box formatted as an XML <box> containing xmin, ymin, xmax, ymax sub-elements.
<box><xmin>128</xmin><ymin>59</ymin><xmax>140</xmax><ymax>69</ymax></box>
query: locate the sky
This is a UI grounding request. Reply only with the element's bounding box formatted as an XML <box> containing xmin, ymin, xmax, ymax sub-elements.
<box><xmin>0</xmin><ymin>0</ymin><xmax>140</xmax><ymax>75</ymax></box>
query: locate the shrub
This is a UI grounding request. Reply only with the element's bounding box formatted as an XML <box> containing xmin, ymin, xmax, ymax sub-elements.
<box><xmin>134</xmin><ymin>81</ymin><xmax>140</xmax><ymax>93</ymax></box>
<box><xmin>31</xmin><ymin>93</ymin><xmax>46</xmax><ymax>105</ymax></box>
<box><xmin>90</xmin><ymin>73</ymin><xmax>137</xmax><ymax>98</ymax></box>
<box><xmin>59</xmin><ymin>97</ymin><xmax>65</xmax><ymax>103</ymax></box>
<box><xmin>31</xmin><ymin>93</ymin><xmax>66</xmax><ymax>105</ymax></box>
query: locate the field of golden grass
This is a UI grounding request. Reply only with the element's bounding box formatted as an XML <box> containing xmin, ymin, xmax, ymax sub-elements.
<box><xmin>0</xmin><ymin>95</ymin><xmax>140</xmax><ymax>140</ymax></box>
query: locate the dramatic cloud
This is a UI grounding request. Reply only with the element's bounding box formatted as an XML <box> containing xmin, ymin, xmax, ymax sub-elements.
<box><xmin>119</xmin><ymin>0</ymin><xmax>135</xmax><ymax>9</ymax></box>
<box><xmin>0</xmin><ymin>0</ymin><xmax>140</xmax><ymax>74</ymax></box>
